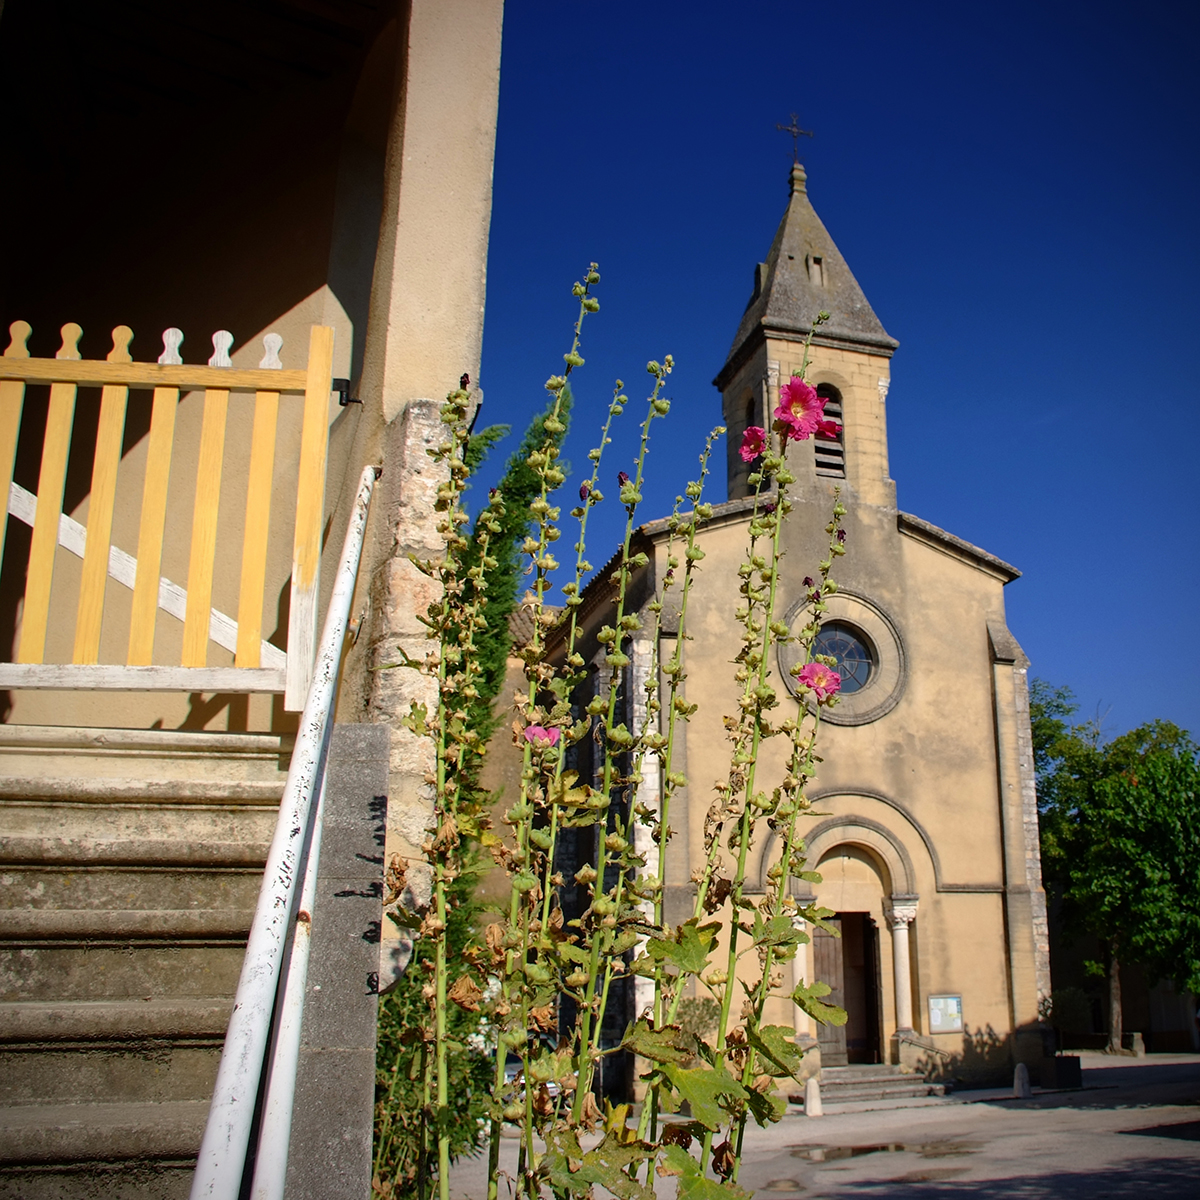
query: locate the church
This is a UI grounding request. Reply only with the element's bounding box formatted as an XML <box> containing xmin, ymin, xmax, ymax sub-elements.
<box><xmin>566</xmin><ymin>158</ymin><xmax>1052</xmax><ymax>1089</ymax></box>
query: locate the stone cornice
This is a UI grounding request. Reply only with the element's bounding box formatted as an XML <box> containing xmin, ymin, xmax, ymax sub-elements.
<box><xmin>897</xmin><ymin>511</ymin><xmax>1020</xmax><ymax>583</ymax></box>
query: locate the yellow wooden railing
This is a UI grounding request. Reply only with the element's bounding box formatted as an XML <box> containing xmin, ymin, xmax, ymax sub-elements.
<box><xmin>0</xmin><ymin>320</ymin><xmax>335</xmax><ymax>710</ymax></box>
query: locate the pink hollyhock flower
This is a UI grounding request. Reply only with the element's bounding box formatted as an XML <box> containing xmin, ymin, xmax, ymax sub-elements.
<box><xmin>739</xmin><ymin>425</ymin><xmax>767</xmax><ymax>462</ymax></box>
<box><xmin>523</xmin><ymin>725</ymin><xmax>561</xmax><ymax>748</ymax></box>
<box><xmin>774</xmin><ymin>377</ymin><xmax>825</xmax><ymax>441</ymax></box>
<box><xmin>797</xmin><ymin>661</ymin><xmax>842</xmax><ymax>701</ymax></box>
<box><xmin>815</xmin><ymin>417</ymin><xmax>842</xmax><ymax>441</ymax></box>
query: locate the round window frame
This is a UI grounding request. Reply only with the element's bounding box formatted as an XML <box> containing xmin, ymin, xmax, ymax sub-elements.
<box><xmin>777</xmin><ymin>589</ymin><xmax>906</xmax><ymax>726</ymax></box>
<box><xmin>812</xmin><ymin>620</ymin><xmax>875</xmax><ymax>694</ymax></box>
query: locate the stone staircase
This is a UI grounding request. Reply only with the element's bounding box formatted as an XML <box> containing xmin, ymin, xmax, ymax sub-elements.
<box><xmin>0</xmin><ymin>725</ymin><xmax>290</xmax><ymax>1199</ymax></box>
<box><xmin>792</xmin><ymin>1063</ymin><xmax>947</xmax><ymax>1113</ymax></box>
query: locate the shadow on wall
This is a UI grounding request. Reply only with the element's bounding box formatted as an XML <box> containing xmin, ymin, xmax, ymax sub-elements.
<box><xmin>901</xmin><ymin>1024</ymin><xmax>1048</xmax><ymax>1088</ymax></box>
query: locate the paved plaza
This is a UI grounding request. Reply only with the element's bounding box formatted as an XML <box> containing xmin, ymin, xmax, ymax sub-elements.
<box><xmin>451</xmin><ymin>1052</ymin><xmax>1200</xmax><ymax>1197</ymax></box>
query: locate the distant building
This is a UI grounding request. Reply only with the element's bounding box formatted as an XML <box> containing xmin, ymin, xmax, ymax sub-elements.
<box><xmin>566</xmin><ymin>161</ymin><xmax>1052</xmax><ymax>1089</ymax></box>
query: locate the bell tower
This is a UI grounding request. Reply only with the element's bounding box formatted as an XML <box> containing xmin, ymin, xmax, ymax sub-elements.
<box><xmin>714</xmin><ymin>162</ymin><xmax>899</xmax><ymax>509</ymax></box>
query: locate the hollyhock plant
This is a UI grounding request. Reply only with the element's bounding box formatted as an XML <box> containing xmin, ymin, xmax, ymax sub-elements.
<box><xmin>775</xmin><ymin>376</ymin><xmax>825</xmax><ymax>440</ymax></box>
<box><xmin>388</xmin><ymin>280</ymin><xmax>852</xmax><ymax>1200</ymax></box>
<box><xmin>739</xmin><ymin>425</ymin><xmax>767</xmax><ymax>462</ymax></box>
<box><xmin>816</xmin><ymin>417</ymin><xmax>842</xmax><ymax>441</ymax></box>
<box><xmin>797</xmin><ymin>660</ymin><xmax>842</xmax><ymax>702</ymax></box>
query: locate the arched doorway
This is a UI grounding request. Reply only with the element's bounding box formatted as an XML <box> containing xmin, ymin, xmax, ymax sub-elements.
<box><xmin>812</xmin><ymin>844</ymin><xmax>888</xmax><ymax>1066</ymax></box>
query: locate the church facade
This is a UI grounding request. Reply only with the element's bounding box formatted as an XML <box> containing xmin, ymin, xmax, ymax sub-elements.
<box><xmin>570</xmin><ymin>161</ymin><xmax>1051</xmax><ymax>1084</ymax></box>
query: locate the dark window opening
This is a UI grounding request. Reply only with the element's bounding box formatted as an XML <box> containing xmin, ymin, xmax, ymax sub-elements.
<box><xmin>814</xmin><ymin>621</ymin><xmax>874</xmax><ymax>693</ymax></box>
<box><xmin>815</xmin><ymin>382</ymin><xmax>845</xmax><ymax>478</ymax></box>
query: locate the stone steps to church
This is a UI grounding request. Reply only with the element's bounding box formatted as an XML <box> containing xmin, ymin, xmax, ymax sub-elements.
<box><xmin>0</xmin><ymin>727</ymin><xmax>290</xmax><ymax>1194</ymax></box>
<box><xmin>820</xmin><ymin>1080</ymin><xmax>947</xmax><ymax>1102</ymax></box>
<box><xmin>789</xmin><ymin>1093</ymin><xmax>961</xmax><ymax>1117</ymax></box>
<box><xmin>789</xmin><ymin>1063</ymin><xmax>948</xmax><ymax>1112</ymax></box>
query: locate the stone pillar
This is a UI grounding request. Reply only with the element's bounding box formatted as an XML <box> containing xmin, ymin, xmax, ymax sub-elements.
<box><xmin>791</xmin><ymin>908</ymin><xmax>816</xmax><ymax>1044</ymax></box>
<box><xmin>629</xmin><ymin>635</ymin><xmax>660</xmax><ymax>1023</ymax></box>
<box><xmin>988</xmin><ymin>621</ymin><xmax>1052</xmax><ymax>1031</ymax></box>
<box><xmin>342</xmin><ymin>0</ymin><xmax>503</xmax><ymax>993</ymax></box>
<box><xmin>889</xmin><ymin>898</ymin><xmax>919</xmax><ymax>1033</ymax></box>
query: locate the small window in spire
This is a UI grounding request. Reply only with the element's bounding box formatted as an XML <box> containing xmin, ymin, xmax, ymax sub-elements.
<box><xmin>807</xmin><ymin>255</ymin><xmax>825</xmax><ymax>286</ymax></box>
<box><xmin>815</xmin><ymin>383</ymin><xmax>844</xmax><ymax>479</ymax></box>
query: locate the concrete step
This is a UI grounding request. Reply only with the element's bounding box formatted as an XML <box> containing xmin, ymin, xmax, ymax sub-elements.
<box><xmin>0</xmin><ymin>725</ymin><xmax>293</xmax><ymax>785</ymax></box>
<box><xmin>821</xmin><ymin>1067</ymin><xmax>916</xmax><ymax>1085</ymax></box>
<box><xmin>0</xmin><ymin>866</ymin><xmax>262</xmax><ymax>913</ymax></box>
<box><xmin>0</xmin><ymin>1098</ymin><xmax>208</xmax><ymax>1159</ymax></box>
<box><xmin>0</xmin><ymin>998</ymin><xmax>233</xmax><ymax>1043</ymax></box>
<box><xmin>1</xmin><ymin>1044</ymin><xmax>221</xmax><ymax>1108</ymax></box>
<box><xmin>789</xmin><ymin>1063</ymin><xmax>947</xmax><ymax>1110</ymax></box>
<box><xmin>1</xmin><ymin>937</ymin><xmax>248</xmax><ymax>1004</ymax></box>
<box><xmin>817</xmin><ymin>1081</ymin><xmax>946</xmax><ymax>1103</ymax></box>
<box><xmin>0</xmin><ymin>999</ymin><xmax>233</xmax><ymax>1108</ymax></box>
<box><xmin>0</xmin><ymin>729</ymin><xmax>285</xmax><ymax>1192</ymax></box>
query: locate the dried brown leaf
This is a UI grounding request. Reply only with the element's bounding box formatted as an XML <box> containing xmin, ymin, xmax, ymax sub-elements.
<box><xmin>448</xmin><ymin>974</ymin><xmax>483</xmax><ymax>1012</ymax></box>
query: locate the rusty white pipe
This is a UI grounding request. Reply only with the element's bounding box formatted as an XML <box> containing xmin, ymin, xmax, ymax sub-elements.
<box><xmin>248</xmin><ymin>768</ymin><xmax>327</xmax><ymax>1200</ymax></box>
<box><xmin>190</xmin><ymin>465</ymin><xmax>380</xmax><ymax>1200</ymax></box>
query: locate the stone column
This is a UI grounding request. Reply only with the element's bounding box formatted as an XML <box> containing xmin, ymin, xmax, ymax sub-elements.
<box><xmin>791</xmin><ymin>910</ymin><xmax>815</xmax><ymax>1043</ymax></box>
<box><xmin>341</xmin><ymin>0</ymin><xmax>503</xmax><ymax>994</ymax></box>
<box><xmin>628</xmin><ymin>636</ymin><xmax>660</xmax><ymax>1023</ymax></box>
<box><xmin>889</xmin><ymin>898</ymin><xmax>919</xmax><ymax>1033</ymax></box>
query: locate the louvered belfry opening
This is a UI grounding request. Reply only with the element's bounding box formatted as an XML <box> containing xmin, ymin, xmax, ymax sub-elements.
<box><xmin>815</xmin><ymin>382</ymin><xmax>845</xmax><ymax>478</ymax></box>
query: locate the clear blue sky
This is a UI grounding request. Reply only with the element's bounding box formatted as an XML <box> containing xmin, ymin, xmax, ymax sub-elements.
<box><xmin>473</xmin><ymin>0</ymin><xmax>1200</xmax><ymax>740</ymax></box>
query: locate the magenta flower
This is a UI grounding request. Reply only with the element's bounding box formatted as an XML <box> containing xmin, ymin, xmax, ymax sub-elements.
<box><xmin>579</xmin><ymin>481</ymin><xmax>591</xmax><ymax>502</ymax></box>
<box><xmin>617</xmin><ymin>471</ymin><xmax>631</xmax><ymax>487</ymax></box>
<box><xmin>739</xmin><ymin>425</ymin><xmax>767</xmax><ymax>462</ymax></box>
<box><xmin>816</xmin><ymin>417</ymin><xmax>842</xmax><ymax>441</ymax></box>
<box><xmin>797</xmin><ymin>661</ymin><xmax>842</xmax><ymax>701</ymax></box>
<box><xmin>774</xmin><ymin>377</ymin><xmax>825</xmax><ymax>441</ymax></box>
<box><xmin>523</xmin><ymin>725</ymin><xmax>561</xmax><ymax>748</ymax></box>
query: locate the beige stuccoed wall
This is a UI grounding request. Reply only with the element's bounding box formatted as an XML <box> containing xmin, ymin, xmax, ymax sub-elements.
<box><xmin>357</xmin><ymin>0</ymin><xmax>504</xmax><ymax>426</ymax></box>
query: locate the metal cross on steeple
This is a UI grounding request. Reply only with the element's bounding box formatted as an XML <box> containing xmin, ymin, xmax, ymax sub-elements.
<box><xmin>776</xmin><ymin>112</ymin><xmax>814</xmax><ymax>163</ymax></box>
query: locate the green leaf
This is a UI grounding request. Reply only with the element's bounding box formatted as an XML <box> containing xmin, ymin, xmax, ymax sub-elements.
<box><xmin>678</xmin><ymin>1177</ymin><xmax>751</xmax><ymax>1200</ymax></box>
<box><xmin>556</xmin><ymin>942</ymin><xmax>591</xmax><ymax>965</ymax></box>
<box><xmin>792</xmin><ymin>980</ymin><xmax>847</xmax><ymax>1027</ymax></box>
<box><xmin>657</xmin><ymin>1143</ymin><xmax>698</xmax><ymax>1177</ymax></box>
<box><xmin>546</xmin><ymin>1130</ymin><xmax>655</xmax><ymax>1200</ymax></box>
<box><xmin>621</xmin><ymin>1021</ymin><xmax>695</xmax><ymax>1065</ymax></box>
<box><xmin>660</xmin><ymin>1064</ymin><xmax>746</xmax><ymax>1130</ymax></box>
<box><xmin>752</xmin><ymin>913</ymin><xmax>804</xmax><ymax>949</ymax></box>
<box><xmin>647</xmin><ymin>918</ymin><xmax>720</xmax><ymax>975</ymax></box>
<box><xmin>744</xmin><ymin>1084</ymin><xmax>787</xmax><ymax>1127</ymax></box>
<box><xmin>748</xmin><ymin>1024</ymin><xmax>805</xmax><ymax>1078</ymax></box>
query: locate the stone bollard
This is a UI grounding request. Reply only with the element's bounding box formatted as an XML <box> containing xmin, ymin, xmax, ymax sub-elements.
<box><xmin>805</xmin><ymin>1076</ymin><xmax>824</xmax><ymax>1117</ymax></box>
<box><xmin>1013</xmin><ymin>1062</ymin><xmax>1032</xmax><ymax>1099</ymax></box>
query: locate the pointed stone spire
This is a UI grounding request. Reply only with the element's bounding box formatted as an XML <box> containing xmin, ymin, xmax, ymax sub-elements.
<box><xmin>714</xmin><ymin>163</ymin><xmax>897</xmax><ymax>389</ymax></box>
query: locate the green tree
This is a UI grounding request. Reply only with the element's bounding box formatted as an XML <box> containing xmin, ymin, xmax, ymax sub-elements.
<box><xmin>1030</xmin><ymin>680</ymin><xmax>1200</xmax><ymax>1050</ymax></box>
<box><xmin>460</xmin><ymin>385</ymin><xmax>573</xmax><ymax>745</ymax></box>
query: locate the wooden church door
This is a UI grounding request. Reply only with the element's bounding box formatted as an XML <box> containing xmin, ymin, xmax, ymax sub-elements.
<box><xmin>812</xmin><ymin>917</ymin><xmax>847</xmax><ymax>1066</ymax></box>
